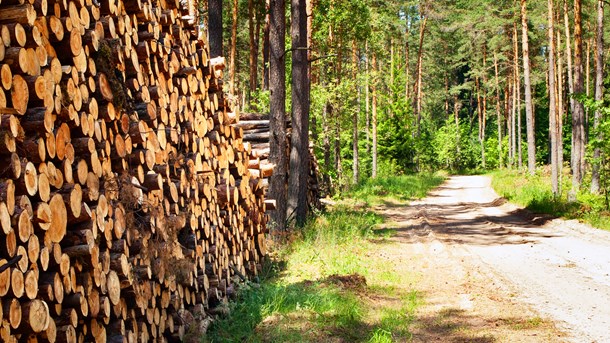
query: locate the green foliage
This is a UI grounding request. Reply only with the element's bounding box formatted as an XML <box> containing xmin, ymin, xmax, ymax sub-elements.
<box><xmin>245</xmin><ymin>90</ymin><xmax>270</xmax><ymax>113</ymax></box>
<box><xmin>491</xmin><ymin>169</ymin><xmax>610</xmax><ymax>231</ymax></box>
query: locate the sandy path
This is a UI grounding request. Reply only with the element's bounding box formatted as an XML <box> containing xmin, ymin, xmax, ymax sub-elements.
<box><xmin>377</xmin><ymin>175</ymin><xmax>610</xmax><ymax>342</ymax></box>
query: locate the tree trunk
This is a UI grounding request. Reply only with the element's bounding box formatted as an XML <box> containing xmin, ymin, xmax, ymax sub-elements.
<box><xmin>564</xmin><ymin>0</ymin><xmax>575</xmax><ymax>116</ymax></box>
<box><xmin>507</xmin><ymin>74</ymin><xmax>517</xmax><ymax>168</ymax></box>
<box><xmin>323</xmin><ymin>101</ymin><xmax>331</xmax><ymax>187</ymax></box>
<box><xmin>591</xmin><ymin>0</ymin><xmax>604</xmax><ymax>194</ymax></box>
<box><xmin>365</xmin><ymin>42</ymin><xmax>371</xmax><ymax>155</ymax></box>
<box><xmin>476</xmin><ymin>76</ymin><xmax>484</xmax><ymax>168</ymax></box>
<box><xmin>521</xmin><ymin>0</ymin><xmax>536</xmax><ymax>175</ymax></box>
<box><xmin>494</xmin><ymin>52</ymin><xmax>503</xmax><ymax>168</ymax></box>
<box><xmin>548</xmin><ymin>0</ymin><xmax>559</xmax><ymax>195</ymax></box>
<box><xmin>208</xmin><ymin>0</ymin><xmax>223</xmax><ymax>58</ymax></box>
<box><xmin>372</xmin><ymin>53</ymin><xmax>378</xmax><ymax>178</ymax></box>
<box><xmin>482</xmin><ymin>47</ymin><xmax>488</xmax><ymax>169</ymax></box>
<box><xmin>414</xmin><ymin>16</ymin><xmax>427</xmax><ymax>136</ymax></box>
<box><xmin>557</xmin><ymin>27</ymin><xmax>565</xmax><ymax>195</ymax></box>
<box><xmin>248</xmin><ymin>0</ymin><xmax>258</xmax><ymax>93</ymax></box>
<box><xmin>405</xmin><ymin>23</ymin><xmax>410</xmax><ymax>102</ymax></box>
<box><xmin>351</xmin><ymin>40</ymin><xmax>359</xmax><ymax>184</ymax></box>
<box><xmin>262</xmin><ymin>0</ymin><xmax>270</xmax><ymax>90</ymax></box>
<box><xmin>288</xmin><ymin>0</ymin><xmax>310</xmax><ymax>225</ymax></box>
<box><xmin>269</xmin><ymin>0</ymin><xmax>287</xmax><ymax>230</ymax></box>
<box><xmin>230</xmin><ymin>0</ymin><xmax>238</xmax><ymax>95</ymax></box>
<box><xmin>572</xmin><ymin>0</ymin><xmax>586</xmax><ymax>192</ymax></box>
<box><xmin>515</xmin><ymin>23</ymin><xmax>523</xmax><ymax>169</ymax></box>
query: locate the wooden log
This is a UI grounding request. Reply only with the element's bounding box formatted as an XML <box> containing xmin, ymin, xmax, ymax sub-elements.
<box><xmin>20</xmin><ymin>299</ymin><xmax>49</xmax><ymax>333</ymax></box>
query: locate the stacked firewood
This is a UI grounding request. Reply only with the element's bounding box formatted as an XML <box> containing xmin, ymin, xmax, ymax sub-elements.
<box><xmin>236</xmin><ymin>112</ymin><xmax>322</xmax><ymax>213</ymax></box>
<box><xmin>0</xmin><ymin>0</ymin><xmax>268</xmax><ymax>342</ymax></box>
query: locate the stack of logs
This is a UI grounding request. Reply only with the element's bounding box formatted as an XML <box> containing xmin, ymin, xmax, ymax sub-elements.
<box><xmin>236</xmin><ymin>112</ymin><xmax>322</xmax><ymax>213</ymax></box>
<box><xmin>0</xmin><ymin>0</ymin><xmax>268</xmax><ymax>342</ymax></box>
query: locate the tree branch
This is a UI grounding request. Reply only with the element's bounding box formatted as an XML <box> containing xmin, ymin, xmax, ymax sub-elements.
<box><xmin>309</xmin><ymin>54</ymin><xmax>337</xmax><ymax>63</ymax></box>
<box><xmin>281</xmin><ymin>46</ymin><xmax>311</xmax><ymax>59</ymax></box>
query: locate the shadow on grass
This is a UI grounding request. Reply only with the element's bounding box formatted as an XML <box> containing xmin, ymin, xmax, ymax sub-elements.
<box><xmin>205</xmin><ymin>270</ymin><xmax>378</xmax><ymax>343</ymax></box>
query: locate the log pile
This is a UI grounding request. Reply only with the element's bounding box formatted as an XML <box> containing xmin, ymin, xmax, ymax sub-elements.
<box><xmin>0</xmin><ymin>0</ymin><xmax>268</xmax><ymax>342</ymax></box>
<box><xmin>236</xmin><ymin>112</ymin><xmax>322</xmax><ymax>212</ymax></box>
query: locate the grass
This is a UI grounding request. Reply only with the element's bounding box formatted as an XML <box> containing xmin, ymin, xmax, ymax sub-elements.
<box><xmin>490</xmin><ymin>169</ymin><xmax>610</xmax><ymax>231</ymax></box>
<box><xmin>344</xmin><ymin>173</ymin><xmax>447</xmax><ymax>206</ymax></box>
<box><xmin>204</xmin><ymin>174</ymin><xmax>445</xmax><ymax>342</ymax></box>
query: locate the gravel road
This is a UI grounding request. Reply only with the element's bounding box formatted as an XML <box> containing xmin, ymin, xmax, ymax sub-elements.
<box><xmin>378</xmin><ymin>175</ymin><xmax>610</xmax><ymax>342</ymax></box>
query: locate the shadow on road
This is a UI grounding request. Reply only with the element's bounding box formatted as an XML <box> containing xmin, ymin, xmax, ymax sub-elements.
<box><xmin>375</xmin><ymin>198</ymin><xmax>561</xmax><ymax>246</ymax></box>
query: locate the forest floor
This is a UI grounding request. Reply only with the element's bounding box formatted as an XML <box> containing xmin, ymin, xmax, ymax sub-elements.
<box><xmin>374</xmin><ymin>175</ymin><xmax>610</xmax><ymax>342</ymax></box>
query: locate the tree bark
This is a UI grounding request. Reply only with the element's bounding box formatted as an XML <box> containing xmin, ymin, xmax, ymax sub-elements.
<box><xmin>262</xmin><ymin>0</ymin><xmax>270</xmax><ymax>90</ymax></box>
<box><xmin>572</xmin><ymin>0</ymin><xmax>586</xmax><ymax>191</ymax></box>
<box><xmin>494</xmin><ymin>52</ymin><xmax>503</xmax><ymax>168</ymax></box>
<box><xmin>269</xmin><ymin>0</ymin><xmax>287</xmax><ymax>230</ymax></box>
<box><xmin>482</xmin><ymin>47</ymin><xmax>488</xmax><ymax>169</ymax></box>
<box><xmin>248</xmin><ymin>0</ymin><xmax>257</xmax><ymax>93</ymax></box>
<box><xmin>366</xmin><ymin>42</ymin><xmax>371</xmax><ymax>155</ymax></box>
<box><xmin>208</xmin><ymin>0</ymin><xmax>223</xmax><ymax>58</ymax></box>
<box><xmin>414</xmin><ymin>16</ymin><xmax>427</xmax><ymax>136</ymax></box>
<box><xmin>557</xmin><ymin>27</ymin><xmax>564</xmax><ymax>194</ymax></box>
<box><xmin>591</xmin><ymin>0</ymin><xmax>604</xmax><ymax>194</ymax></box>
<box><xmin>230</xmin><ymin>0</ymin><xmax>238</xmax><ymax>95</ymax></box>
<box><xmin>351</xmin><ymin>40</ymin><xmax>359</xmax><ymax>185</ymax></box>
<box><xmin>521</xmin><ymin>0</ymin><xmax>536</xmax><ymax>175</ymax></box>
<box><xmin>288</xmin><ymin>0</ymin><xmax>310</xmax><ymax>225</ymax></box>
<box><xmin>548</xmin><ymin>0</ymin><xmax>559</xmax><ymax>195</ymax></box>
<box><xmin>372</xmin><ymin>53</ymin><xmax>378</xmax><ymax>178</ymax></box>
<box><xmin>405</xmin><ymin>22</ymin><xmax>410</xmax><ymax>102</ymax></box>
<box><xmin>564</xmin><ymin>0</ymin><xmax>575</xmax><ymax>116</ymax></box>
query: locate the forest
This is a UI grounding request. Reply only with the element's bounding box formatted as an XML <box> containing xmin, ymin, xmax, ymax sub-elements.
<box><xmin>201</xmin><ymin>1</ymin><xmax>610</xmax><ymax>341</ymax></box>
<box><xmin>203</xmin><ymin>0</ymin><xmax>610</xmax><ymax>220</ymax></box>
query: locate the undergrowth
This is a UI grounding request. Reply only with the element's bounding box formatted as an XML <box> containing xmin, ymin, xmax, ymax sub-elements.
<box><xmin>204</xmin><ymin>174</ymin><xmax>442</xmax><ymax>342</ymax></box>
<box><xmin>491</xmin><ymin>169</ymin><xmax>610</xmax><ymax>231</ymax></box>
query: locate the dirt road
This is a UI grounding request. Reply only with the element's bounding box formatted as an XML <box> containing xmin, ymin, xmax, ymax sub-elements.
<box><xmin>377</xmin><ymin>175</ymin><xmax>610</xmax><ymax>342</ymax></box>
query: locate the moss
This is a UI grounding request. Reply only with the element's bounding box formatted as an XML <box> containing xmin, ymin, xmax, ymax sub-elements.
<box><xmin>92</xmin><ymin>39</ymin><xmax>131</xmax><ymax>112</ymax></box>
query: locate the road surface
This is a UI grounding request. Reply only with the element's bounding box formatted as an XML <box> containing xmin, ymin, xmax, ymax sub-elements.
<box><xmin>377</xmin><ymin>175</ymin><xmax>610</xmax><ymax>342</ymax></box>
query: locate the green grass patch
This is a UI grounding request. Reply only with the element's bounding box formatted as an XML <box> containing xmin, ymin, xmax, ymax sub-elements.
<box><xmin>344</xmin><ymin>173</ymin><xmax>446</xmax><ymax>206</ymax></box>
<box><xmin>490</xmin><ymin>169</ymin><xmax>610</xmax><ymax>231</ymax></box>
<box><xmin>205</xmin><ymin>174</ymin><xmax>444</xmax><ymax>342</ymax></box>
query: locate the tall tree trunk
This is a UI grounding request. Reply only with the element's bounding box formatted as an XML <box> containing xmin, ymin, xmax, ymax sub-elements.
<box><xmin>482</xmin><ymin>47</ymin><xmax>488</xmax><ymax>169</ymax></box>
<box><xmin>230</xmin><ymin>0</ymin><xmax>238</xmax><ymax>95</ymax></box>
<box><xmin>514</xmin><ymin>23</ymin><xmax>523</xmax><ymax>169</ymax></box>
<box><xmin>414</xmin><ymin>16</ymin><xmax>428</xmax><ymax>136</ymax></box>
<box><xmin>269</xmin><ymin>0</ymin><xmax>287</xmax><ymax>230</ymax></box>
<box><xmin>372</xmin><ymin>53</ymin><xmax>378</xmax><ymax>178</ymax></box>
<box><xmin>405</xmin><ymin>24</ymin><xmax>411</xmax><ymax>102</ymax></box>
<box><xmin>288</xmin><ymin>0</ymin><xmax>309</xmax><ymax>225</ymax></box>
<box><xmin>521</xmin><ymin>0</ymin><xmax>536</xmax><ymax>175</ymax></box>
<box><xmin>557</xmin><ymin>27</ymin><xmax>564</xmax><ymax>194</ymax></box>
<box><xmin>476</xmin><ymin>76</ymin><xmax>484</xmax><ymax>168</ymax></box>
<box><xmin>591</xmin><ymin>0</ymin><xmax>604</xmax><ymax>194</ymax></box>
<box><xmin>564</xmin><ymin>0</ymin><xmax>575</xmax><ymax>116</ymax></box>
<box><xmin>508</xmin><ymin>75</ymin><xmax>517</xmax><ymax>168</ymax></box>
<box><xmin>351</xmin><ymin>40</ymin><xmax>359</xmax><ymax>184</ymax></box>
<box><xmin>323</xmin><ymin>101</ymin><xmax>331</xmax><ymax>187</ymax></box>
<box><xmin>248</xmin><ymin>0</ymin><xmax>258</xmax><ymax>93</ymax></box>
<box><xmin>548</xmin><ymin>0</ymin><xmax>559</xmax><ymax>195</ymax></box>
<box><xmin>365</xmin><ymin>42</ymin><xmax>371</xmax><ymax>155</ymax></box>
<box><xmin>572</xmin><ymin>0</ymin><xmax>586</xmax><ymax>192</ymax></box>
<box><xmin>494</xmin><ymin>52</ymin><xmax>503</xmax><ymax>168</ymax></box>
<box><xmin>208</xmin><ymin>0</ymin><xmax>223</xmax><ymax>58</ymax></box>
<box><xmin>262</xmin><ymin>0</ymin><xmax>270</xmax><ymax>90</ymax></box>
<box><xmin>307</xmin><ymin>0</ymin><xmax>313</xmax><ymax>82</ymax></box>
<box><xmin>334</xmin><ymin>34</ymin><xmax>342</xmax><ymax>177</ymax></box>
